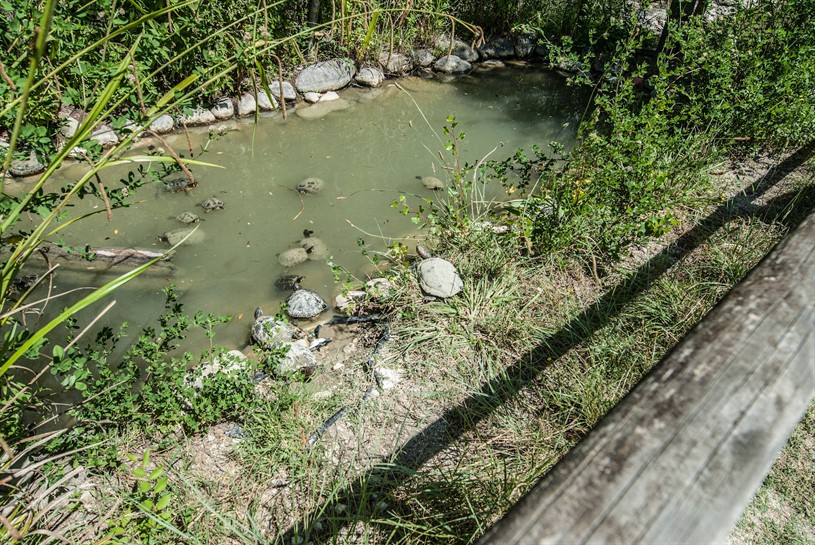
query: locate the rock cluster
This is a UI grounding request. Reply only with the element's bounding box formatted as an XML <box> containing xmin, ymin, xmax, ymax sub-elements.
<box><xmin>5</xmin><ymin>30</ymin><xmax>563</xmax><ymax>179</ymax></box>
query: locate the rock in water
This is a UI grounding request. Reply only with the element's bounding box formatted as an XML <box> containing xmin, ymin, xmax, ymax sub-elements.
<box><xmin>9</xmin><ymin>152</ymin><xmax>45</xmax><ymax>177</ymax></box>
<box><xmin>377</xmin><ymin>52</ymin><xmax>413</xmax><ymax>74</ymax></box>
<box><xmin>416</xmin><ymin>257</ymin><xmax>463</xmax><ymax>298</ymax></box>
<box><xmin>252</xmin><ymin>315</ymin><xmax>302</xmax><ymax>348</ymax></box>
<box><xmin>149</xmin><ymin>114</ymin><xmax>175</xmax><ymax>134</ymax></box>
<box><xmin>295</xmin><ymin>99</ymin><xmax>352</xmax><ymax>120</ymax></box>
<box><xmin>318</xmin><ymin>91</ymin><xmax>340</xmax><ymax>102</ymax></box>
<box><xmin>433</xmin><ymin>55</ymin><xmax>472</xmax><ymax>75</ymax></box>
<box><xmin>413</xmin><ymin>49</ymin><xmax>436</xmax><ymax>68</ymax></box>
<box><xmin>238</xmin><ymin>93</ymin><xmax>257</xmax><ymax>116</ymax></box>
<box><xmin>211</xmin><ymin>97</ymin><xmax>235</xmax><ymax>120</ymax></box>
<box><xmin>296</xmin><ymin>177</ymin><xmax>325</xmax><ymax>194</ymax></box>
<box><xmin>286</xmin><ymin>289</ymin><xmax>328</xmax><ymax>319</ymax></box>
<box><xmin>177</xmin><ymin>108</ymin><xmax>216</xmax><ymax>126</ymax></box>
<box><xmin>434</xmin><ymin>35</ymin><xmax>479</xmax><ymax>62</ymax></box>
<box><xmin>269</xmin><ymin>81</ymin><xmax>297</xmax><ymax>101</ymax></box>
<box><xmin>279</xmin><ymin>248</ymin><xmax>309</xmax><ymax>267</ymax></box>
<box><xmin>478</xmin><ymin>37</ymin><xmax>515</xmax><ymax>59</ymax></box>
<box><xmin>354</xmin><ymin>67</ymin><xmax>385</xmax><ymax>87</ymax></box>
<box><xmin>295</xmin><ymin>58</ymin><xmax>356</xmax><ymax>94</ymax></box>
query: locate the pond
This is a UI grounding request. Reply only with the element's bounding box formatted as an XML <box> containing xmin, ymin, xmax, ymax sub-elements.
<box><xmin>16</xmin><ymin>63</ymin><xmax>586</xmax><ymax>352</ymax></box>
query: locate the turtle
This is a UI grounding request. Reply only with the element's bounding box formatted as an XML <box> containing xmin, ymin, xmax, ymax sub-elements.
<box><xmin>278</xmin><ymin>247</ymin><xmax>309</xmax><ymax>267</ymax></box>
<box><xmin>164</xmin><ymin>177</ymin><xmax>198</xmax><ymax>192</ymax></box>
<box><xmin>200</xmin><ymin>196</ymin><xmax>224</xmax><ymax>212</ymax></box>
<box><xmin>10</xmin><ymin>274</ymin><xmax>38</xmax><ymax>294</ymax></box>
<box><xmin>417</xmin><ymin>175</ymin><xmax>444</xmax><ymax>190</ymax></box>
<box><xmin>275</xmin><ymin>274</ymin><xmax>304</xmax><ymax>292</ymax></box>
<box><xmin>300</xmin><ymin>237</ymin><xmax>329</xmax><ymax>260</ymax></box>
<box><xmin>160</xmin><ymin>227</ymin><xmax>205</xmax><ymax>246</ymax></box>
<box><xmin>286</xmin><ymin>289</ymin><xmax>328</xmax><ymax>319</ymax></box>
<box><xmin>296</xmin><ymin>177</ymin><xmax>325</xmax><ymax>194</ymax></box>
<box><xmin>175</xmin><ymin>211</ymin><xmax>200</xmax><ymax>224</ymax></box>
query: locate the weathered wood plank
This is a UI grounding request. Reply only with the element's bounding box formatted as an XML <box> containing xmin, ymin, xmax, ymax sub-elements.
<box><xmin>480</xmin><ymin>211</ymin><xmax>815</xmax><ymax>545</ymax></box>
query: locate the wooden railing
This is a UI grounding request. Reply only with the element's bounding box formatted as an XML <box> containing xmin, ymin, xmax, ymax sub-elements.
<box><xmin>480</xmin><ymin>211</ymin><xmax>815</xmax><ymax>545</ymax></box>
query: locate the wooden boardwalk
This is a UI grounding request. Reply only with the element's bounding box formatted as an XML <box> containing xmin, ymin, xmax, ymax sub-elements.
<box><xmin>480</xmin><ymin>211</ymin><xmax>815</xmax><ymax>544</ymax></box>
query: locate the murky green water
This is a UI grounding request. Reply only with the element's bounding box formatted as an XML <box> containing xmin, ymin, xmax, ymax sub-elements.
<box><xmin>21</xmin><ymin>64</ymin><xmax>585</xmax><ymax>350</ymax></box>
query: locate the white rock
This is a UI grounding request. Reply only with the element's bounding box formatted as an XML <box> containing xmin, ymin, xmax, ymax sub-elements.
<box><xmin>269</xmin><ymin>81</ymin><xmax>297</xmax><ymax>101</ymax></box>
<box><xmin>365</xmin><ymin>278</ymin><xmax>393</xmax><ymax>300</ymax></box>
<box><xmin>252</xmin><ymin>316</ymin><xmax>302</xmax><ymax>349</ymax></box>
<box><xmin>189</xmin><ymin>350</ymin><xmax>248</xmax><ymax>390</ymax></box>
<box><xmin>90</xmin><ymin>124</ymin><xmax>118</xmax><ymax>146</ymax></box>
<box><xmin>434</xmin><ymin>35</ymin><xmax>479</xmax><ymax>62</ymax></box>
<box><xmin>277</xmin><ymin>339</ymin><xmax>318</xmax><ymax>374</ymax></box>
<box><xmin>177</xmin><ymin>108</ymin><xmax>216</xmax><ymax>126</ymax></box>
<box><xmin>238</xmin><ymin>94</ymin><xmax>257</xmax><ymax>116</ymax></box>
<box><xmin>210</xmin><ymin>97</ymin><xmax>235</xmax><ymax>120</ymax></box>
<box><xmin>318</xmin><ymin>91</ymin><xmax>340</xmax><ymax>102</ymax></box>
<box><xmin>375</xmin><ymin>367</ymin><xmax>401</xmax><ymax>390</ymax></box>
<box><xmin>119</xmin><ymin>119</ymin><xmax>141</xmax><ymax>133</ymax></box>
<box><xmin>303</xmin><ymin>92</ymin><xmax>320</xmax><ymax>103</ymax></box>
<box><xmin>433</xmin><ymin>55</ymin><xmax>472</xmax><ymax>75</ymax></box>
<box><xmin>60</xmin><ymin>117</ymin><xmax>79</xmax><ymax>138</ymax></box>
<box><xmin>335</xmin><ymin>290</ymin><xmax>366</xmax><ymax>311</ymax></box>
<box><xmin>257</xmin><ymin>90</ymin><xmax>278</xmax><ymax>111</ymax></box>
<box><xmin>378</xmin><ymin>52</ymin><xmax>413</xmax><ymax>74</ymax></box>
<box><xmin>354</xmin><ymin>66</ymin><xmax>385</xmax><ymax>87</ymax></box>
<box><xmin>412</xmin><ymin>49</ymin><xmax>436</xmax><ymax>68</ymax></box>
<box><xmin>149</xmin><ymin>114</ymin><xmax>175</xmax><ymax>134</ymax></box>
<box><xmin>295</xmin><ymin>58</ymin><xmax>356</xmax><ymax>93</ymax></box>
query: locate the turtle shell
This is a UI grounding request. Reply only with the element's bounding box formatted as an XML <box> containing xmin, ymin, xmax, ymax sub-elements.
<box><xmin>200</xmin><ymin>197</ymin><xmax>224</xmax><ymax>211</ymax></box>
<box><xmin>176</xmin><ymin>211</ymin><xmax>200</xmax><ymax>224</ymax></box>
<box><xmin>286</xmin><ymin>289</ymin><xmax>328</xmax><ymax>319</ymax></box>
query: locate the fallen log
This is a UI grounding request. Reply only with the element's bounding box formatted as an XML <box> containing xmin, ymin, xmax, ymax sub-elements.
<box><xmin>31</xmin><ymin>245</ymin><xmax>175</xmax><ymax>272</ymax></box>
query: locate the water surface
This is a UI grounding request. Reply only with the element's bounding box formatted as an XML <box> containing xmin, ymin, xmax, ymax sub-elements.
<box><xmin>25</xmin><ymin>65</ymin><xmax>585</xmax><ymax>349</ymax></box>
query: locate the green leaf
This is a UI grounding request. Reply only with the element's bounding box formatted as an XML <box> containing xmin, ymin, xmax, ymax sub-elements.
<box><xmin>155</xmin><ymin>493</ymin><xmax>171</xmax><ymax>511</ymax></box>
<box><xmin>154</xmin><ymin>476</ymin><xmax>168</xmax><ymax>494</ymax></box>
<box><xmin>359</xmin><ymin>10</ymin><xmax>380</xmax><ymax>57</ymax></box>
<box><xmin>133</xmin><ymin>467</ymin><xmax>147</xmax><ymax>478</ymax></box>
<box><xmin>149</xmin><ymin>467</ymin><xmax>164</xmax><ymax>481</ymax></box>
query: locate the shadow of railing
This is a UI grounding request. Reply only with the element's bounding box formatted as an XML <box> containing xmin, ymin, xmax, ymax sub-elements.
<box><xmin>279</xmin><ymin>145</ymin><xmax>814</xmax><ymax>543</ymax></box>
